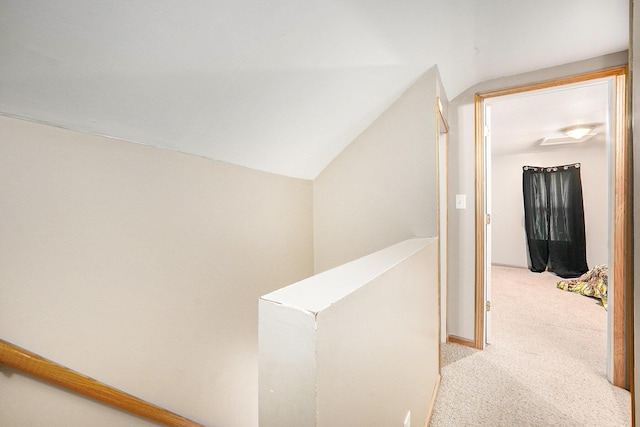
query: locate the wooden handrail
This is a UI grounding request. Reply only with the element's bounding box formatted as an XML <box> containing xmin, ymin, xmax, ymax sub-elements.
<box><xmin>0</xmin><ymin>339</ymin><xmax>203</xmax><ymax>427</ymax></box>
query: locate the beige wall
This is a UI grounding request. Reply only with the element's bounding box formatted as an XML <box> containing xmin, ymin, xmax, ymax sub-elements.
<box><xmin>259</xmin><ymin>238</ymin><xmax>439</xmax><ymax>427</ymax></box>
<box><xmin>447</xmin><ymin>51</ymin><xmax>629</xmax><ymax>341</ymax></box>
<box><xmin>492</xmin><ymin>143</ymin><xmax>608</xmax><ymax>268</ymax></box>
<box><xmin>0</xmin><ymin>115</ymin><xmax>314</xmax><ymax>427</ymax></box>
<box><xmin>1</xmin><ymin>62</ymin><xmax>446</xmax><ymax>426</ymax></box>
<box><xmin>313</xmin><ymin>67</ymin><xmax>441</xmax><ymax>273</ymax></box>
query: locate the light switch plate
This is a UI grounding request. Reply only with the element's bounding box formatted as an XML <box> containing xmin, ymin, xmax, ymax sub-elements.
<box><xmin>456</xmin><ymin>194</ymin><xmax>466</xmax><ymax>209</ymax></box>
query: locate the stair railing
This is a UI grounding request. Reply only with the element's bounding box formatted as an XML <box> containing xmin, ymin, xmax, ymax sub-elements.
<box><xmin>0</xmin><ymin>338</ymin><xmax>203</xmax><ymax>427</ymax></box>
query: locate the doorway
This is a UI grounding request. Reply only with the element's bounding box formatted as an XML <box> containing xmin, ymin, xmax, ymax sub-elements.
<box><xmin>474</xmin><ymin>66</ymin><xmax>631</xmax><ymax>389</ymax></box>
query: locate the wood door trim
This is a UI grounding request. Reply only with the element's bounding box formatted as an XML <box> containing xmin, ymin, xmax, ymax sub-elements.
<box><xmin>613</xmin><ymin>71</ymin><xmax>630</xmax><ymax>388</ymax></box>
<box><xmin>436</xmin><ymin>97</ymin><xmax>450</xmax><ymax>370</ymax></box>
<box><xmin>473</xmin><ymin>66</ymin><xmax>631</xmax><ymax>388</ymax></box>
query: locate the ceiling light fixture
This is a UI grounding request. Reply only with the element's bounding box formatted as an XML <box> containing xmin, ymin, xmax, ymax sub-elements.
<box><xmin>562</xmin><ymin>124</ymin><xmax>596</xmax><ymax>139</ymax></box>
<box><xmin>539</xmin><ymin>123</ymin><xmax>601</xmax><ymax>147</ymax></box>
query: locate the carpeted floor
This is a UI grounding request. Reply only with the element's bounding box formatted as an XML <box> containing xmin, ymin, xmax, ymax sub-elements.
<box><xmin>429</xmin><ymin>265</ymin><xmax>630</xmax><ymax>427</ymax></box>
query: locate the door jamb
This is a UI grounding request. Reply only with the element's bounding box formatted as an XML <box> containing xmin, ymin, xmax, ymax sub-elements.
<box><xmin>436</xmin><ymin>97</ymin><xmax>449</xmax><ymax>352</ymax></box>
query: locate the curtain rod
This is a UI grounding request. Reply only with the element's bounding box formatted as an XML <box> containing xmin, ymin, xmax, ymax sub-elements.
<box><xmin>523</xmin><ymin>163</ymin><xmax>581</xmax><ymax>172</ymax></box>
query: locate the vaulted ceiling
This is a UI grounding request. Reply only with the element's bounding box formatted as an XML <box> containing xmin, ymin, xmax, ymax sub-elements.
<box><xmin>0</xmin><ymin>1</ymin><xmax>629</xmax><ymax>178</ymax></box>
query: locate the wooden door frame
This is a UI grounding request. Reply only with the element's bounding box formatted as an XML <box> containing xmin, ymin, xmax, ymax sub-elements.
<box><xmin>436</xmin><ymin>97</ymin><xmax>449</xmax><ymax>352</ymax></box>
<box><xmin>473</xmin><ymin>66</ymin><xmax>632</xmax><ymax>390</ymax></box>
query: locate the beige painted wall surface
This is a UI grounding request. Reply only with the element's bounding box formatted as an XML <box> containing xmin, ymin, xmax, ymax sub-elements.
<box><xmin>259</xmin><ymin>238</ymin><xmax>439</xmax><ymax>427</ymax></box>
<box><xmin>447</xmin><ymin>51</ymin><xmax>628</xmax><ymax>341</ymax></box>
<box><xmin>314</xmin><ymin>67</ymin><xmax>439</xmax><ymax>273</ymax></box>
<box><xmin>492</xmin><ymin>144</ymin><xmax>608</xmax><ymax>268</ymax></box>
<box><xmin>0</xmin><ymin>115</ymin><xmax>314</xmax><ymax>427</ymax></box>
<box><xmin>316</xmin><ymin>240</ymin><xmax>439</xmax><ymax>427</ymax></box>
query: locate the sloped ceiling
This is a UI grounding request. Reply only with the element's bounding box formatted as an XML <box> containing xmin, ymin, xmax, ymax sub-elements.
<box><xmin>0</xmin><ymin>1</ymin><xmax>629</xmax><ymax>179</ymax></box>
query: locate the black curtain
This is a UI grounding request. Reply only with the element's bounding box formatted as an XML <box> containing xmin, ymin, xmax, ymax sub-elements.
<box><xmin>522</xmin><ymin>163</ymin><xmax>588</xmax><ymax>278</ymax></box>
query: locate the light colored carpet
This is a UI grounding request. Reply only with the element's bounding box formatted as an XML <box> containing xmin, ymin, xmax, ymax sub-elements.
<box><xmin>429</xmin><ymin>265</ymin><xmax>630</xmax><ymax>427</ymax></box>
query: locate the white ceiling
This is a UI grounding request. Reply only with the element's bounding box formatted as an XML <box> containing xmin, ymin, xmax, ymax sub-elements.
<box><xmin>489</xmin><ymin>81</ymin><xmax>610</xmax><ymax>157</ymax></box>
<box><xmin>0</xmin><ymin>1</ymin><xmax>629</xmax><ymax>179</ymax></box>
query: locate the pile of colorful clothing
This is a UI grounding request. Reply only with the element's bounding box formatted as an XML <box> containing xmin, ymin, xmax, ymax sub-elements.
<box><xmin>557</xmin><ymin>264</ymin><xmax>608</xmax><ymax>309</ymax></box>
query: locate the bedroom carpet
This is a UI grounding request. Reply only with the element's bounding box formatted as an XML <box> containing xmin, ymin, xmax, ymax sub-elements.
<box><xmin>429</xmin><ymin>265</ymin><xmax>630</xmax><ymax>427</ymax></box>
